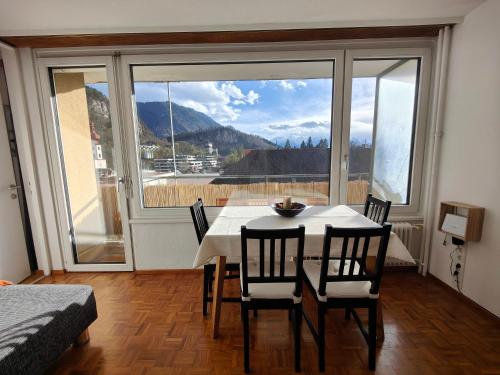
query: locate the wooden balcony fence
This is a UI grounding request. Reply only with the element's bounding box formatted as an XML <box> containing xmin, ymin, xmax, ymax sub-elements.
<box><xmin>100</xmin><ymin>180</ymin><xmax>369</xmax><ymax>232</ymax></box>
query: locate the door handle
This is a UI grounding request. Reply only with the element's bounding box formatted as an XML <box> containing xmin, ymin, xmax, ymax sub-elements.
<box><xmin>8</xmin><ymin>184</ymin><xmax>21</xmax><ymax>190</ymax></box>
<box><xmin>117</xmin><ymin>177</ymin><xmax>124</xmax><ymax>192</ymax></box>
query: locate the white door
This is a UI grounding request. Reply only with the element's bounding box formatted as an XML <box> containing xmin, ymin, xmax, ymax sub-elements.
<box><xmin>38</xmin><ymin>57</ymin><xmax>134</xmax><ymax>271</ymax></box>
<box><xmin>0</xmin><ymin>100</ymin><xmax>31</xmax><ymax>282</ymax></box>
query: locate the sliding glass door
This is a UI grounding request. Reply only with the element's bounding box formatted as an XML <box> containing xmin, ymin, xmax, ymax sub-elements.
<box><xmin>39</xmin><ymin>57</ymin><xmax>133</xmax><ymax>271</ymax></box>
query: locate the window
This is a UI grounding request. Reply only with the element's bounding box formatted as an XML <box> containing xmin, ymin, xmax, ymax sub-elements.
<box><xmin>123</xmin><ymin>48</ymin><xmax>429</xmax><ymax>213</ymax></box>
<box><xmin>347</xmin><ymin>58</ymin><xmax>421</xmax><ymax>205</ymax></box>
<box><xmin>130</xmin><ymin>61</ymin><xmax>335</xmax><ymax>207</ymax></box>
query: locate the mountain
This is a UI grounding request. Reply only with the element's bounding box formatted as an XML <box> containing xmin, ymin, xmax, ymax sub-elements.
<box><xmin>136</xmin><ymin>101</ymin><xmax>221</xmax><ymax>138</ymax></box>
<box><xmin>175</xmin><ymin>126</ymin><xmax>276</xmax><ymax>156</ymax></box>
<box><xmin>86</xmin><ymin>87</ymin><xmax>114</xmax><ymax>168</ymax></box>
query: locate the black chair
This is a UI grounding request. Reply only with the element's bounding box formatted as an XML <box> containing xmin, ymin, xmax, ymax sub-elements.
<box><xmin>302</xmin><ymin>223</ymin><xmax>392</xmax><ymax>372</ymax></box>
<box><xmin>189</xmin><ymin>198</ymin><xmax>240</xmax><ymax>316</ymax></box>
<box><xmin>364</xmin><ymin>193</ymin><xmax>391</xmax><ymax>224</ymax></box>
<box><xmin>240</xmin><ymin>225</ymin><xmax>305</xmax><ymax>373</ymax></box>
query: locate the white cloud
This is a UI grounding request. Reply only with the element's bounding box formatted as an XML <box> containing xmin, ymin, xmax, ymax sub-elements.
<box><xmin>279</xmin><ymin>80</ymin><xmax>294</xmax><ymax>90</ymax></box>
<box><xmin>351</xmin><ymin>109</ymin><xmax>375</xmax><ymax>124</ymax></box>
<box><xmin>297</xmin><ymin>81</ymin><xmax>307</xmax><ymax>88</ymax></box>
<box><xmin>162</xmin><ymin>81</ymin><xmax>259</xmax><ymax>124</ymax></box>
<box><xmin>221</xmin><ymin>82</ymin><xmax>245</xmax><ymax>100</ymax></box>
<box><xmin>168</xmin><ymin>82</ymin><xmax>239</xmax><ymax>123</ymax></box>
<box><xmin>246</xmin><ymin>90</ymin><xmax>259</xmax><ymax>104</ymax></box>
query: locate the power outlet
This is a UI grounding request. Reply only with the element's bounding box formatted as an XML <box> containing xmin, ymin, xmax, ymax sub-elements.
<box><xmin>451</xmin><ymin>247</ymin><xmax>467</xmax><ymax>292</ymax></box>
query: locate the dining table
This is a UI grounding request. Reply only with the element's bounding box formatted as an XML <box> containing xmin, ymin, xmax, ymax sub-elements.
<box><xmin>193</xmin><ymin>204</ymin><xmax>415</xmax><ymax>338</ymax></box>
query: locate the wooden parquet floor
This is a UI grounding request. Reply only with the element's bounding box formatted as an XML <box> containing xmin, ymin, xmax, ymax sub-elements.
<box><xmin>39</xmin><ymin>271</ymin><xmax>500</xmax><ymax>375</ymax></box>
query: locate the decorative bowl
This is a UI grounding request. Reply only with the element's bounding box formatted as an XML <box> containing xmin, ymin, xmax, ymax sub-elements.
<box><xmin>272</xmin><ymin>202</ymin><xmax>306</xmax><ymax>217</ymax></box>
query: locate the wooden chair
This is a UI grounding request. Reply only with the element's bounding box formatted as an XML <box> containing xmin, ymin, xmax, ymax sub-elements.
<box><xmin>240</xmin><ymin>225</ymin><xmax>305</xmax><ymax>373</ymax></box>
<box><xmin>302</xmin><ymin>223</ymin><xmax>392</xmax><ymax>372</ymax></box>
<box><xmin>363</xmin><ymin>193</ymin><xmax>391</xmax><ymax>225</ymax></box>
<box><xmin>362</xmin><ymin>193</ymin><xmax>391</xmax><ymax>339</ymax></box>
<box><xmin>189</xmin><ymin>198</ymin><xmax>240</xmax><ymax>316</ymax></box>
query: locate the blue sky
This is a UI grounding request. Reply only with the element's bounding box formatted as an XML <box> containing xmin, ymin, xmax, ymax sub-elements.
<box><xmin>90</xmin><ymin>77</ymin><xmax>376</xmax><ymax>146</ymax></box>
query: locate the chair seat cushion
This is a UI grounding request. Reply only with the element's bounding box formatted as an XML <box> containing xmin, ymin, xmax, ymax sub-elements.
<box><xmin>303</xmin><ymin>260</ymin><xmax>378</xmax><ymax>302</ymax></box>
<box><xmin>240</xmin><ymin>261</ymin><xmax>300</xmax><ymax>302</ymax></box>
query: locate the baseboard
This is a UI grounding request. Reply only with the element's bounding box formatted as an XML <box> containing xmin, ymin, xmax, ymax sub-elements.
<box><xmin>20</xmin><ymin>270</ymin><xmax>45</xmax><ymax>284</ymax></box>
<box><xmin>428</xmin><ymin>273</ymin><xmax>499</xmax><ymax>321</ymax></box>
<box><xmin>384</xmin><ymin>265</ymin><xmax>419</xmax><ymax>273</ymax></box>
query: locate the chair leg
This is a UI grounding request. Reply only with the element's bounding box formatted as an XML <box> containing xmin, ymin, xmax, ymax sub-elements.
<box><xmin>243</xmin><ymin>304</ymin><xmax>250</xmax><ymax>373</ymax></box>
<box><xmin>345</xmin><ymin>307</ymin><xmax>351</xmax><ymax>320</ymax></box>
<box><xmin>202</xmin><ymin>266</ymin><xmax>210</xmax><ymax>316</ymax></box>
<box><xmin>368</xmin><ymin>304</ymin><xmax>377</xmax><ymax>371</ymax></box>
<box><xmin>293</xmin><ymin>304</ymin><xmax>302</xmax><ymax>372</ymax></box>
<box><xmin>376</xmin><ymin>296</ymin><xmax>385</xmax><ymax>342</ymax></box>
<box><xmin>318</xmin><ymin>303</ymin><xmax>326</xmax><ymax>372</ymax></box>
<box><xmin>208</xmin><ymin>270</ymin><xmax>214</xmax><ymax>293</ymax></box>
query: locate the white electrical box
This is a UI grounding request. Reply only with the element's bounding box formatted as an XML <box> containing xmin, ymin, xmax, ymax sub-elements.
<box><xmin>441</xmin><ymin>214</ymin><xmax>467</xmax><ymax>238</ymax></box>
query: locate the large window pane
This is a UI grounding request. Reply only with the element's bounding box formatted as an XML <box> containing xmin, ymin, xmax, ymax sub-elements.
<box><xmin>347</xmin><ymin>58</ymin><xmax>420</xmax><ymax>205</ymax></box>
<box><xmin>131</xmin><ymin>61</ymin><xmax>334</xmax><ymax>207</ymax></box>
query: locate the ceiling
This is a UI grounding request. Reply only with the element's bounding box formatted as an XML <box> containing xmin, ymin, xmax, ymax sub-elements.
<box><xmin>0</xmin><ymin>0</ymin><xmax>484</xmax><ymax>37</ymax></box>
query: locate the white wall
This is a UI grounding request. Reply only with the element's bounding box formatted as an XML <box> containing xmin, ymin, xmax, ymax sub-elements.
<box><xmin>429</xmin><ymin>0</ymin><xmax>500</xmax><ymax>317</ymax></box>
<box><xmin>131</xmin><ymin>222</ymin><xmax>200</xmax><ymax>269</ymax></box>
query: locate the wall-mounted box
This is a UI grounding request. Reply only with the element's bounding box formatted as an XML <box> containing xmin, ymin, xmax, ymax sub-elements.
<box><xmin>438</xmin><ymin>201</ymin><xmax>485</xmax><ymax>242</ymax></box>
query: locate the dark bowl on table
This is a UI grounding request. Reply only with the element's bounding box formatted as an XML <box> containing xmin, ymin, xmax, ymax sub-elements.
<box><xmin>272</xmin><ymin>202</ymin><xmax>306</xmax><ymax>217</ymax></box>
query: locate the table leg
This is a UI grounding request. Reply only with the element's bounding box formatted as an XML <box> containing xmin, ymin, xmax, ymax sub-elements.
<box><xmin>211</xmin><ymin>255</ymin><xmax>226</xmax><ymax>339</ymax></box>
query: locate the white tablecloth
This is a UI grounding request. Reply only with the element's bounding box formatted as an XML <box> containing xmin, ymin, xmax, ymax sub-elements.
<box><xmin>193</xmin><ymin>205</ymin><xmax>415</xmax><ymax>268</ymax></box>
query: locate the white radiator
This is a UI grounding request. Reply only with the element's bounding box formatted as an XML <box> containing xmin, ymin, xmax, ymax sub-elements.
<box><xmin>387</xmin><ymin>222</ymin><xmax>422</xmax><ymax>265</ymax></box>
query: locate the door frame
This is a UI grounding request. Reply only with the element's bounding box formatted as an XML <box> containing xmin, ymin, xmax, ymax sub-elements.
<box><xmin>37</xmin><ymin>56</ymin><xmax>134</xmax><ymax>271</ymax></box>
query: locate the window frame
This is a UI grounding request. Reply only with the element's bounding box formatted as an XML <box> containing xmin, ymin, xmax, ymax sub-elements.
<box><xmin>341</xmin><ymin>48</ymin><xmax>432</xmax><ymax>218</ymax></box>
<box><xmin>119</xmin><ymin>50</ymin><xmax>345</xmax><ymax>221</ymax></box>
<box><xmin>33</xmin><ymin>41</ymin><xmax>432</xmax><ymax>223</ymax></box>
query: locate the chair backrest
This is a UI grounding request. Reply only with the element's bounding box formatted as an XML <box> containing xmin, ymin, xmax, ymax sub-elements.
<box><xmin>363</xmin><ymin>194</ymin><xmax>392</xmax><ymax>225</ymax></box>
<box><xmin>240</xmin><ymin>225</ymin><xmax>305</xmax><ymax>299</ymax></box>
<box><xmin>189</xmin><ymin>198</ymin><xmax>209</xmax><ymax>245</ymax></box>
<box><xmin>318</xmin><ymin>223</ymin><xmax>392</xmax><ymax>298</ymax></box>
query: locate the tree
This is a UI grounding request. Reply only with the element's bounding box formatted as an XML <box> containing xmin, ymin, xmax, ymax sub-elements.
<box><xmin>317</xmin><ymin>138</ymin><xmax>329</xmax><ymax>149</ymax></box>
<box><xmin>300</xmin><ymin>140</ymin><xmax>306</xmax><ymax>149</ymax></box>
<box><xmin>306</xmin><ymin>136</ymin><xmax>313</xmax><ymax>148</ymax></box>
<box><xmin>284</xmin><ymin>139</ymin><xmax>292</xmax><ymax>149</ymax></box>
<box><xmin>225</xmin><ymin>147</ymin><xmax>245</xmax><ymax>166</ymax></box>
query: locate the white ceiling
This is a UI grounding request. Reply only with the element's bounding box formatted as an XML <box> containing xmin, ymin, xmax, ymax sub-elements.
<box><xmin>0</xmin><ymin>0</ymin><xmax>484</xmax><ymax>36</ymax></box>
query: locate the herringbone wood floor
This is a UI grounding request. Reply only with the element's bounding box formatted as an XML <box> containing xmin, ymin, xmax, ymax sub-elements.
<box><xmin>39</xmin><ymin>271</ymin><xmax>500</xmax><ymax>375</ymax></box>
